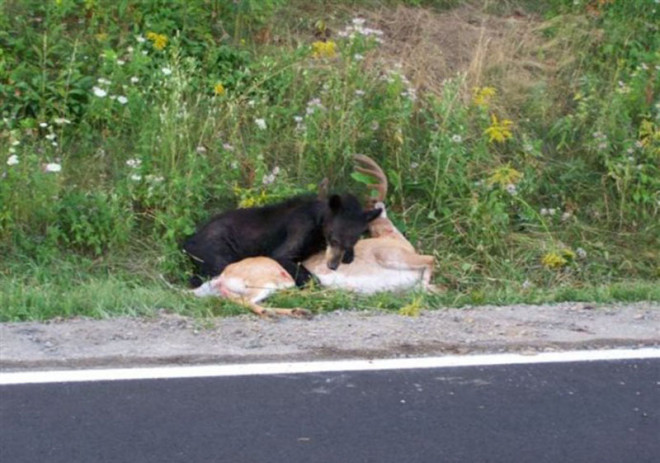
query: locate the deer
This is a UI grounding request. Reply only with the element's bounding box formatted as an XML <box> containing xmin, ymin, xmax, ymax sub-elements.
<box><xmin>192</xmin><ymin>155</ymin><xmax>437</xmax><ymax>317</ymax></box>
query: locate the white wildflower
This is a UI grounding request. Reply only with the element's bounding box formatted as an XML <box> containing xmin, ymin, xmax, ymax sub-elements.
<box><xmin>117</xmin><ymin>95</ymin><xmax>128</xmax><ymax>105</ymax></box>
<box><xmin>353</xmin><ymin>53</ymin><xmax>364</xmax><ymax>61</ymax></box>
<box><xmin>116</xmin><ymin>59</ymin><xmax>125</xmax><ymax>66</ymax></box>
<box><xmin>262</xmin><ymin>173</ymin><xmax>275</xmax><ymax>185</ymax></box>
<box><xmin>126</xmin><ymin>158</ymin><xmax>142</xmax><ymax>168</ymax></box>
<box><xmin>136</xmin><ymin>35</ymin><xmax>146</xmax><ymax>43</ymax></box>
<box><xmin>522</xmin><ymin>279</ymin><xmax>532</xmax><ymax>289</ymax></box>
<box><xmin>45</xmin><ymin>133</ymin><xmax>56</xmax><ymax>141</ymax></box>
<box><xmin>222</xmin><ymin>143</ymin><xmax>234</xmax><ymax>152</ymax></box>
<box><xmin>561</xmin><ymin>211</ymin><xmax>572</xmax><ymax>222</ymax></box>
<box><xmin>97</xmin><ymin>77</ymin><xmax>111</xmax><ymax>86</ymax></box>
<box><xmin>130</xmin><ymin>173</ymin><xmax>142</xmax><ymax>181</ymax></box>
<box><xmin>255</xmin><ymin>118</ymin><xmax>267</xmax><ymax>130</ymax></box>
<box><xmin>576</xmin><ymin>247</ymin><xmax>587</xmax><ymax>259</ymax></box>
<box><xmin>352</xmin><ymin>18</ymin><xmax>366</xmax><ymax>26</ymax></box>
<box><xmin>355</xmin><ymin>89</ymin><xmax>365</xmax><ymax>96</ymax></box>
<box><xmin>45</xmin><ymin>162</ymin><xmax>62</xmax><ymax>173</ymax></box>
<box><xmin>146</xmin><ymin>175</ymin><xmax>164</xmax><ymax>183</ymax></box>
<box><xmin>505</xmin><ymin>183</ymin><xmax>517</xmax><ymax>196</ymax></box>
<box><xmin>92</xmin><ymin>86</ymin><xmax>107</xmax><ymax>98</ymax></box>
<box><xmin>195</xmin><ymin>145</ymin><xmax>207</xmax><ymax>155</ymax></box>
<box><xmin>53</xmin><ymin>117</ymin><xmax>71</xmax><ymax>125</ymax></box>
<box><xmin>161</xmin><ymin>67</ymin><xmax>172</xmax><ymax>76</ymax></box>
<box><xmin>7</xmin><ymin>155</ymin><xmax>19</xmax><ymax>166</ymax></box>
<box><xmin>451</xmin><ymin>134</ymin><xmax>463</xmax><ymax>143</ymax></box>
<box><xmin>130</xmin><ymin>76</ymin><xmax>139</xmax><ymax>84</ymax></box>
<box><xmin>39</xmin><ymin>122</ymin><xmax>48</xmax><ymax>128</ymax></box>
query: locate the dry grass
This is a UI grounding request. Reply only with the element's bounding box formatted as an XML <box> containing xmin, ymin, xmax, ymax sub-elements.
<box><xmin>363</xmin><ymin>2</ymin><xmax>551</xmax><ymax>107</ymax></box>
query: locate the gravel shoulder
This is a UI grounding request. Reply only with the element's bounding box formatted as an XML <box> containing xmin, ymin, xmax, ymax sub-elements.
<box><xmin>1</xmin><ymin>302</ymin><xmax>659</xmax><ymax>371</ymax></box>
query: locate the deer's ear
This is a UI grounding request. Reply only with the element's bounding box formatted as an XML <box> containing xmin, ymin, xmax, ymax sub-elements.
<box><xmin>364</xmin><ymin>207</ymin><xmax>382</xmax><ymax>222</ymax></box>
<box><xmin>328</xmin><ymin>194</ymin><xmax>342</xmax><ymax>213</ymax></box>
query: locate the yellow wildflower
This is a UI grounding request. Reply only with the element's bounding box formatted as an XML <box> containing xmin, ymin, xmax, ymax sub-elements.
<box><xmin>542</xmin><ymin>249</ymin><xmax>575</xmax><ymax>269</ymax></box>
<box><xmin>487</xmin><ymin>164</ymin><xmax>523</xmax><ymax>188</ymax></box>
<box><xmin>311</xmin><ymin>40</ymin><xmax>338</xmax><ymax>59</ymax></box>
<box><xmin>542</xmin><ymin>252</ymin><xmax>568</xmax><ymax>269</ymax></box>
<box><xmin>484</xmin><ymin>114</ymin><xmax>513</xmax><ymax>143</ymax></box>
<box><xmin>147</xmin><ymin>31</ymin><xmax>168</xmax><ymax>51</ymax></box>
<box><xmin>213</xmin><ymin>82</ymin><xmax>226</xmax><ymax>96</ymax></box>
<box><xmin>472</xmin><ymin>86</ymin><xmax>496</xmax><ymax>107</ymax></box>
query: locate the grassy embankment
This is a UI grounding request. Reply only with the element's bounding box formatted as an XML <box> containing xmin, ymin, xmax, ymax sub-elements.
<box><xmin>1</xmin><ymin>0</ymin><xmax>658</xmax><ymax>320</ymax></box>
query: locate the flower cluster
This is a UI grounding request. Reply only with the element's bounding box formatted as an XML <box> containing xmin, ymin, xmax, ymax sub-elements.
<box><xmin>146</xmin><ymin>32</ymin><xmax>168</xmax><ymax>51</ymax></box>
<box><xmin>262</xmin><ymin>165</ymin><xmax>280</xmax><ymax>186</ymax></box>
<box><xmin>382</xmin><ymin>64</ymin><xmax>417</xmax><ymax>102</ymax></box>
<box><xmin>92</xmin><ymin>78</ymin><xmax>128</xmax><ymax>105</ymax></box>
<box><xmin>472</xmin><ymin>87</ymin><xmax>496</xmax><ymax>107</ymax></box>
<box><xmin>337</xmin><ymin>18</ymin><xmax>384</xmax><ymax>44</ymax></box>
<box><xmin>126</xmin><ymin>158</ymin><xmax>142</xmax><ymax>181</ymax></box>
<box><xmin>541</xmin><ymin>248</ymin><xmax>576</xmax><ymax>269</ymax></box>
<box><xmin>213</xmin><ymin>82</ymin><xmax>226</xmax><ymax>96</ymax></box>
<box><xmin>592</xmin><ymin>131</ymin><xmax>608</xmax><ymax>151</ymax></box>
<box><xmin>485</xmin><ymin>114</ymin><xmax>513</xmax><ymax>143</ymax></box>
<box><xmin>311</xmin><ymin>40</ymin><xmax>338</xmax><ymax>59</ymax></box>
<box><xmin>487</xmin><ymin>164</ymin><xmax>522</xmax><ymax>195</ymax></box>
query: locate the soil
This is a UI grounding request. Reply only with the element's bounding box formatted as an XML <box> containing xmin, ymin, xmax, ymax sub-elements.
<box><xmin>2</xmin><ymin>302</ymin><xmax>658</xmax><ymax>371</ymax></box>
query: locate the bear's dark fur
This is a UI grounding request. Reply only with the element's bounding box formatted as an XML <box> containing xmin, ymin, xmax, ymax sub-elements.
<box><xmin>183</xmin><ymin>194</ymin><xmax>381</xmax><ymax>287</ymax></box>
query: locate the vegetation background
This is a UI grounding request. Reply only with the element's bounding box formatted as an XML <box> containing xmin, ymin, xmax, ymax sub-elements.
<box><xmin>1</xmin><ymin>0</ymin><xmax>658</xmax><ymax>321</ymax></box>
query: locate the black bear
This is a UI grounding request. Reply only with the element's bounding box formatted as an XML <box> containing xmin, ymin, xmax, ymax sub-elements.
<box><xmin>183</xmin><ymin>194</ymin><xmax>381</xmax><ymax>287</ymax></box>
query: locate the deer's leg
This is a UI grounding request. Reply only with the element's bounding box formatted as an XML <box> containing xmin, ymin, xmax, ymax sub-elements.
<box><xmin>374</xmin><ymin>250</ymin><xmax>436</xmax><ymax>286</ymax></box>
<box><xmin>240</xmin><ymin>299</ymin><xmax>312</xmax><ymax>319</ymax></box>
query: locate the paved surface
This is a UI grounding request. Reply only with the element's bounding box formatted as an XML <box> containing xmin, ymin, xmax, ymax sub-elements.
<box><xmin>2</xmin><ymin>358</ymin><xmax>659</xmax><ymax>463</ymax></box>
<box><xmin>1</xmin><ymin>302</ymin><xmax>659</xmax><ymax>370</ymax></box>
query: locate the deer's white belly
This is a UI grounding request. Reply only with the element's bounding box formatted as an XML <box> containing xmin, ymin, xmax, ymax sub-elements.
<box><xmin>314</xmin><ymin>267</ymin><xmax>423</xmax><ymax>294</ymax></box>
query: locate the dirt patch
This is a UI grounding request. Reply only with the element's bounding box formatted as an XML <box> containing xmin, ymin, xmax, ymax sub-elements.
<box><xmin>363</xmin><ymin>3</ymin><xmax>549</xmax><ymax>104</ymax></box>
<box><xmin>1</xmin><ymin>302</ymin><xmax>658</xmax><ymax>371</ymax></box>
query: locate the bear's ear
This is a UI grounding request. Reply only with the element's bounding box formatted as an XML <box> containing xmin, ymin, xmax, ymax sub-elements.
<box><xmin>328</xmin><ymin>194</ymin><xmax>342</xmax><ymax>213</ymax></box>
<box><xmin>364</xmin><ymin>207</ymin><xmax>382</xmax><ymax>222</ymax></box>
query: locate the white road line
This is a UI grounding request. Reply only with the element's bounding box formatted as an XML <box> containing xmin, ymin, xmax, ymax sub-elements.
<box><xmin>1</xmin><ymin>348</ymin><xmax>659</xmax><ymax>385</ymax></box>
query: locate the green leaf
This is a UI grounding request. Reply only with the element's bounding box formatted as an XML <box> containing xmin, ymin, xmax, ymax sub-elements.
<box><xmin>350</xmin><ymin>171</ymin><xmax>376</xmax><ymax>185</ymax></box>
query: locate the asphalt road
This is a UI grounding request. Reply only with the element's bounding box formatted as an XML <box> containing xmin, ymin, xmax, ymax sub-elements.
<box><xmin>2</xmin><ymin>358</ymin><xmax>659</xmax><ymax>463</ymax></box>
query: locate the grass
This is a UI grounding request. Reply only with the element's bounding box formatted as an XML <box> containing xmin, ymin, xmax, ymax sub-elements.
<box><xmin>1</xmin><ymin>253</ymin><xmax>657</xmax><ymax>322</ymax></box>
<box><xmin>1</xmin><ymin>0</ymin><xmax>659</xmax><ymax>321</ymax></box>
